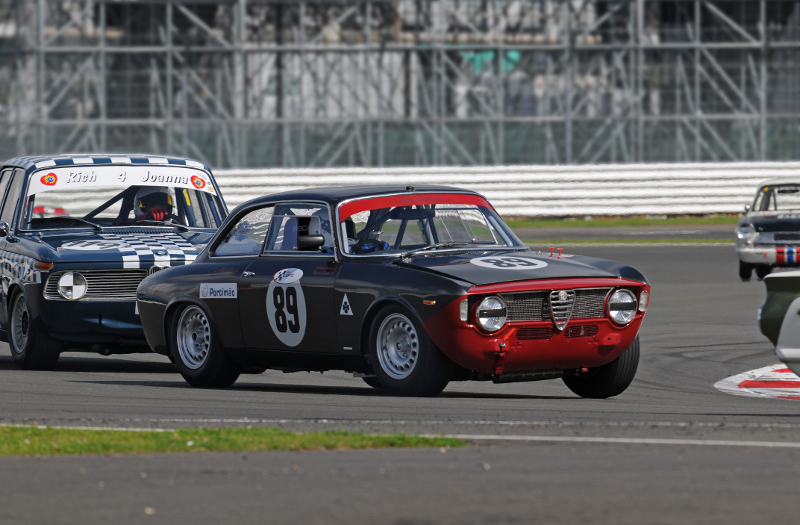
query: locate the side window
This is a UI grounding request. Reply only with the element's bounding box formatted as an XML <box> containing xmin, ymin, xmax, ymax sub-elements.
<box><xmin>0</xmin><ymin>168</ymin><xmax>12</xmax><ymax>222</ymax></box>
<box><xmin>214</xmin><ymin>205</ymin><xmax>274</xmax><ymax>257</ymax></box>
<box><xmin>264</xmin><ymin>203</ymin><xmax>333</xmax><ymax>254</ymax></box>
<box><xmin>1</xmin><ymin>169</ymin><xmax>23</xmax><ymax>226</ymax></box>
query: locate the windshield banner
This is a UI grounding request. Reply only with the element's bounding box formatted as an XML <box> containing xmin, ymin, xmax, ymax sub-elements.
<box><xmin>28</xmin><ymin>165</ymin><xmax>216</xmax><ymax>196</ymax></box>
<box><xmin>338</xmin><ymin>193</ymin><xmax>490</xmax><ymax>221</ymax></box>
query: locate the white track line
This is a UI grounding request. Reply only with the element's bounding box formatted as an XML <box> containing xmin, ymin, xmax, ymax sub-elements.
<box><xmin>434</xmin><ymin>434</ymin><xmax>800</xmax><ymax>448</ymax></box>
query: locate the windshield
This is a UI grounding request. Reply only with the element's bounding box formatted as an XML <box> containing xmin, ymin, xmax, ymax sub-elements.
<box><xmin>753</xmin><ymin>185</ymin><xmax>800</xmax><ymax>213</ymax></box>
<box><xmin>338</xmin><ymin>193</ymin><xmax>524</xmax><ymax>255</ymax></box>
<box><xmin>21</xmin><ymin>165</ymin><xmax>225</xmax><ymax>230</ymax></box>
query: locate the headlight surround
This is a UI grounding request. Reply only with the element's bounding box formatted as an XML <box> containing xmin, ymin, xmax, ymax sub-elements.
<box><xmin>57</xmin><ymin>271</ymin><xmax>87</xmax><ymax>300</ymax></box>
<box><xmin>607</xmin><ymin>289</ymin><xmax>637</xmax><ymax>325</ymax></box>
<box><xmin>737</xmin><ymin>223</ymin><xmax>756</xmax><ymax>243</ymax></box>
<box><xmin>476</xmin><ymin>296</ymin><xmax>507</xmax><ymax>332</ymax></box>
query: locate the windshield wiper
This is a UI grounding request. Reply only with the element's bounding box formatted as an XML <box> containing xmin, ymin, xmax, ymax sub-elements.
<box><xmin>401</xmin><ymin>242</ymin><xmax>470</xmax><ymax>258</ymax></box>
<box><xmin>38</xmin><ymin>216</ymin><xmax>103</xmax><ymax>231</ymax></box>
<box><xmin>133</xmin><ymin>220</ymin><xmax>189</xmax><ymax>232</ymax></box>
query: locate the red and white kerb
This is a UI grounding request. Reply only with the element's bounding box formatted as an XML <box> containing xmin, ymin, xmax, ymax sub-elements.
<box><xmin>714</xmin><ymin>364</ymin><xmax>800</xmax><ymax>401</ymax></box>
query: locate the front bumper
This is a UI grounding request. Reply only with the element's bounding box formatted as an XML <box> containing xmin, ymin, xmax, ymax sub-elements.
<box><xmin>30</xmin><ymin>282</ymin><xmax>145</xmax><ymax>345</ymax></box>
<box><xmin>738</xmin><ymin>243</ymin><xmax>800</xmax><ymax>265</ymax></box>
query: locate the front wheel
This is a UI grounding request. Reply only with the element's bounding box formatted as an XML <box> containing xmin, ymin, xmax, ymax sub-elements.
<box><xmin>368</xmin><ymin>304</ymin><xmax>453</xmax><ymax>397</ymax></box>
<box><xmin>170</xmin><ymin>304</ymin><xmax>240</xmax><ymax>388</ymax></box>
<box><xmin>562</xmin><ymin>336</ymin><xmax>640</xmax><ymax>399</ymax></box>
<box><xmin>8</xmin><ymin>290</ymin><xmax>61</xmax><ymax>370</ymax></box>
<box><xmin>739</xmin><ymin>261</ymin><xmax>753</xmax><ymax>281</ymax></box>
<box><xmin>755</xmin><ymin>264</ymin><xmax>772</xmax><ymax>280</ymax></box>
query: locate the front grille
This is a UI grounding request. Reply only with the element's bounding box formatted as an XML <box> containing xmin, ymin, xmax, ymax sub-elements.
<box><xmin>774</xmin><ymin>233</ymin><xmax>800</xmax><ymax>242</ymax></box>
<box><xmin>549</xmin><ymin>290</ymin><xmax>575</xmax><ymax>330</ymax></box>
<box><xmin>564</xmin><ymin>325</ymin><xmax>599</xmax><ymax>339</ymax></box>
<box><xmin>516</xmin><ymin>326</ymin><xmax>554</xmax><ymax>341</ymax></box>
<box><xmin>501</xmin><ymin>288</ymin><xmax>610</xmax><ymax>322</ymax></box>
<box><xmin>44</xmin><ymin>269</ymin><xmax>148</xmax><ymax>301</ymax></box>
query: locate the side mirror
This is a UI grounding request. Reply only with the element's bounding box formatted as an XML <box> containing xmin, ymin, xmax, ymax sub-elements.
<box><xmin>297</xmin><ymin>235</ymin><xmax>325</xmax><ymax>251</ymax></box>
<box><xmin>744</xmin><ymin>204</ymin><xmax>751</xmax><ymax>213</ymax></box>
<box><xmin>0</xmin><ymin>222</ymin><xmax>9</xmax><ymax>237</ymax></box>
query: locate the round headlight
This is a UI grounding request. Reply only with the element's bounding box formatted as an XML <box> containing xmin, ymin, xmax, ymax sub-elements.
<box><xmin>737</xmin><ymin>223</ymin><xmax>756</xmax><ymax>243</ymax></box>
<box><xmin>57</xmin><ymin>271</ymin><xmax>87</xmax><ymax>300</ymax></box>
<box><xmin>476</xmin><ymin>296</ymin><xmax>507</xmax><ymax>332</ymax></box>
<box><xmin>607</xmin><ymin>289</ymin><xmax>637</xmax><ymax>325</ymax></box>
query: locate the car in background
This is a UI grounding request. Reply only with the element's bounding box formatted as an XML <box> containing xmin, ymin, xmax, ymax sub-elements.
<box><xmin>0</xmin><ymin>154</ymin><xmax>227</xmax><ymax>369</ymax></box>
<box><xmin>137</xmin><ymin>185</ymin><xmax>650</xmax><ymax>398</ymax></box>
<box><xmin>758</xmin><ymin>270</ymin><xmax>800</xmax><ymax>376</ymax></box>
<box><xmin>737</xmin><ymin>180</ymin><xmax>800</xmax><ymax>281</ymax></box>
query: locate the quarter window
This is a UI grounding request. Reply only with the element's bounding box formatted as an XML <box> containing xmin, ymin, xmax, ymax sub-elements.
<box><xmin>263</xmin><ymin>203</ymin><xmax>334</xmax><ymax>255</ymax></box>
<box><xmin>214</xmin><ymin>205</ymin><xmax>274</xmax><ymax>256</ymax></box>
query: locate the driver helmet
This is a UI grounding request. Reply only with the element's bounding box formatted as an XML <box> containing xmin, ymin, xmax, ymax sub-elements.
<box><xmin>134</xmin><ymin>187</ymin><xmax>175</xmax><ymax>219</ymax></box>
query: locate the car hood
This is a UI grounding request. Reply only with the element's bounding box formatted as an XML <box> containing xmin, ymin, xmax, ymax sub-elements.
<box><xmin>30</xmin><ymin>228</ymin><xmax>213</xmax><ymax>266</ymax></box>
<box><xmin>397</xmin><ymin>249</ymin><xmax>641</xmax><ymax>286</ymax></box>
<box><xmin>743</xmin><ymin>213</ymin><xmax>800</xmax><ymax>233</ymax></box>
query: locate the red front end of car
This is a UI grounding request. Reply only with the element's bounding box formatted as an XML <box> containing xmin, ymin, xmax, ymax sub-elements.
<box><xmin>423</xmin><ymin>278</ymin><xmax>649</xmax><ymax>375</ymax></box>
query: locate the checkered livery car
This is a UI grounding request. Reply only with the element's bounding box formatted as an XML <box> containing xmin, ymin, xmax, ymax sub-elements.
<box><xmin>0</xmin><ymin>154</ymin><xmax>227</xmax><ymax>369</ymax></box>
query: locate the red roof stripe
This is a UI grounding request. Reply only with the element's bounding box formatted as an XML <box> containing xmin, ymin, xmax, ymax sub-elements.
<box><xmin>338</xmin><ymin>193</ymin><xmax>490</xmax><ymax>221</ymax></box>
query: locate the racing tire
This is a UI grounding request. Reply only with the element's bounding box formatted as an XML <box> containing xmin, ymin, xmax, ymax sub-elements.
<box><xmin>170</xmin><ymin>304</ymin><xmax>241</xmax><ymax>388</ymax></box>
<box><xmin>755</xmin><ymin>264</ymin><xmax>772</xmax><ymax>280</ymax></box>
<box><xmin>562</xmin><ymin>336</ymin><xmax>640</xmax><ymax>399</ymax></box>
<box><xmin>8</xmin><ymin>290</ymin><xmax>61</xmax><ymax>370</ymax></box>
<box><xmin>367</xmin><ymin>304</ymin><xmax>453</xmax><ymax>397</ymax></box>
<box><xmin>361</xmin><ymin>376</ymin><xmax>384</xmax><ymax>389</ymax></box>
<box><xmin>739</xmin><ymin>261</ymin><xmax>753</xmax><ymax>281</ymax></box>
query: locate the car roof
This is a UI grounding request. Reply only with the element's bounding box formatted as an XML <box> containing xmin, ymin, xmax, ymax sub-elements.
<box><xmin>2</xmin><ymin>154</ymin><xmax>210</xmax><ymax>177</ymax></box>
<box><xmin>242</xmin><ymin>185</ymin><xmax>483</xmax><ymax>207</ymax></box>
<box><xmin>758</xmin><ymin>179</ymin><xmax>800</xmax><ymax>188</ymax></box>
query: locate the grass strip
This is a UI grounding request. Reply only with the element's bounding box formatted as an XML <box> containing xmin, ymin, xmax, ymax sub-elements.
<box><xmin>507</xmin><ymin>216</ymin><xmax>738</xmax><ymax>229</ymax></box>
<box><xmin>524</xmin><ymin>238</ymin><xmax>732</xmax><ymax>245</ymax></box>
<box><xmin>0</xmin><ymin>426</ymin><xmax>464</xmax><ymax>456</ymax></box>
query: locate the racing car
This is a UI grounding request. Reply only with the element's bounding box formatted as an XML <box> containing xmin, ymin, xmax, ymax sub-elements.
<box><xmin>737</xmin><ymin>179</ymin><xmax>800</xmax><ymax>280</ymax></box>
<box><xmin>137</xmin><ymin>185</ymin><xmax>650</xmax><ymax>397</ymax></box>
<box><xmin>0</xmin><ymin>154</ymin><xmax>227</xmax><ymax>369</ymax></box>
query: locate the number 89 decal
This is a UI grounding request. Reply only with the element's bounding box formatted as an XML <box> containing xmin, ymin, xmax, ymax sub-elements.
<box><xmin>470</xmin><ymin>256</ymin><xmax>548</xmax><ymax>270</ymax></box>
<box><xmin>266</xmin><ymin>268</ymin><xmax>307</xmax><ymax>347</ymax></box>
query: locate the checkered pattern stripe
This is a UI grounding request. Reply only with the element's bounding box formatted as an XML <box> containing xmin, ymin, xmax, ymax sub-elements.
<box><xmin>23</xmin><ymin>155</ymin><xmax>208</xmax><ymax>176</ymax></box>
<box><xmin>0</xmin><ymin>251</ymin><xmax>41</xmax><ymax>283</ymax></box>
<box><xmin>99</xmin><ymin>232</ymin><xmax>199</xmax><ymax>269</ymax></box>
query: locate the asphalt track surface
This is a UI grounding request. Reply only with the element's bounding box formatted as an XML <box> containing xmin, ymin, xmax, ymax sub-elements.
<box><xmin>3</xmin><ymin>244</ymin><xmax>800</xmax><ymax>524</ymax></box>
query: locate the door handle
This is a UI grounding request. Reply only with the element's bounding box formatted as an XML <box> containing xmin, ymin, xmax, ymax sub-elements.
<box><xmin>242</xmin><ymin>271</ymin><xmax>255</xmax><ymax>277</ymax></box>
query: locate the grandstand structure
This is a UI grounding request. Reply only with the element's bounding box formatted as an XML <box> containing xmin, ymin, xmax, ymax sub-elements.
<box><xmin>0</xmin><ymin>0</ymin><xmax>796</xmax><ymax>168</ymax></box>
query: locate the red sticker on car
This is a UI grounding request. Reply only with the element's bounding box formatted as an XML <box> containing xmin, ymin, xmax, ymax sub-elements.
<box><xmin>40</xmin><ymin>173</ymin><xmax>57</xmax><ymax>186</ymax></box>
<box><xmin>190</xmin><ymin>175</ymin><xmax>205</xmax><ymax>189</ymax></box>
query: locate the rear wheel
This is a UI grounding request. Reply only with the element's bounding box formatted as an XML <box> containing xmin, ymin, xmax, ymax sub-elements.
<box><xmin>755</xmin><ymin>264</ymin><xmax>772</xmax><ymax>280</ymax></box>
<box><xmin>8</xmin><ymin>290</ymin><xmax>61</xmax><ymax>370</ymax></box>
<box><xmin>171</xmin><ymin>304</ymin><xmax>240</xmax><ymax>388</ymax></box>
<box><xmin>368</xmin><ymin>304</ymin><xmax>453</xmax><ymax>397</ymax></box>
<box><xmin>739</xmin><ymin>261</ymin><xmax>753</xmax><ymax>281</ymax></box>
<box><xmin>562</xmin><ymin>336</ymin><xmax>640</xmax><ymax>399</ymax></box>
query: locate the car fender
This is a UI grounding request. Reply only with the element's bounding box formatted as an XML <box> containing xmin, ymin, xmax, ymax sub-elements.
<box><xmin>358</xmin><ymin>294</ymin><xmax>427</xmax><ymax>357</ymax></box>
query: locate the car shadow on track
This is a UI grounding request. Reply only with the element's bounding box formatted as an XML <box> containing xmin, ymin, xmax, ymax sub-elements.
<box><xmin>0</xmin><ymin>355</ymin><xmax>176</xmax><ymax>374</ymax></box>
<box><xmin>65</xmin><ymin>378</ymin><xmax>574</xmax><ymax>400</ymax></box>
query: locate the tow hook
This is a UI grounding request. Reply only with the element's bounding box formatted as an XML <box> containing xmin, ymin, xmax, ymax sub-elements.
<box><xmin>493</xmin><ymin>343</ymin><xmax>508</xmax><ymax>375</ymax></box>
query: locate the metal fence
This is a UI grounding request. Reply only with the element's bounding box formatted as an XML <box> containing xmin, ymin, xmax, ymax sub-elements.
<box><xmin>214</xmin><ymin>161</ymin><xmax>800</xmax><ymax>216</ymax></box>
<box><xmin>0</xmin><ymin>1</ymin><xmax>797</xmax><ymax>167</ymax></box>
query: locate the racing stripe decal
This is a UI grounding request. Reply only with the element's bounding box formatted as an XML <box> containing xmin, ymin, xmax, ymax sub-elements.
<box><xmin>789</xmin><ymin>247</ymin><xmax>795</xmax><ymax>264</ymax></box>
<box><xmin>777</xmin><ymin>246</ymin><xmax>785</xmax><ymax>264</ymax></box>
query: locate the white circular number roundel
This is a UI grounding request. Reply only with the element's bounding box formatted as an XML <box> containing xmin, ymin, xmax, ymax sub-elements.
<box><xmin>266</xmin><ymin>268</ymin><xmax>307</xmax><ymax>347</ymax></box>
<box><xmin>470</xmin><ymin>256</ymin><xmax>548</xmax><ymax>270</ymax></box>
<box><xmin>61</xmin><ymin>240</ymin><xmax>125</xmax><ymax>251</ymax></box>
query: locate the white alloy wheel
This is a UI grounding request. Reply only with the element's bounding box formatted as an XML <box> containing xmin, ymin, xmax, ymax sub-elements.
<box><xmin>10</xmin><ymin>293</ymin><xmax>29</xmax><ymax>355</ymax></box>
<box><xmin>376</xmin><ymin>313</ymin><xmax>420</xmax><ymax>380</ymax></box>
<box><xmin>176</xmin><ymin>306</ymin><xmax>211</xmax><ymax>370</ymax></box>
